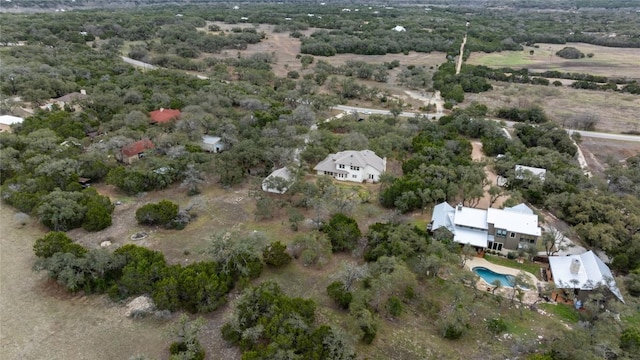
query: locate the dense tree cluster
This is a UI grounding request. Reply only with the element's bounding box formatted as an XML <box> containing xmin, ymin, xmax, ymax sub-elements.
<box><xmin>33</xmin><ymin>234</ymin><xmax>261</xmax><ymax>312</ymax></box>
<box><xmin>222</xmin><ymin>282</ymin><xmax>356</xmax><ymax>360</ymax></box>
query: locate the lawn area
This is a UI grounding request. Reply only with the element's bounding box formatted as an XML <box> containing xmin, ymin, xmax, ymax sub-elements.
<box><xmin>484</xmin><ymin>254</ymin><xmax>542</xmax><ymax>275</ymax></box>
<box><xmin>539</xmin><ymin>303</ymin><xmax>580</xmax><ymax>324</ymax></box>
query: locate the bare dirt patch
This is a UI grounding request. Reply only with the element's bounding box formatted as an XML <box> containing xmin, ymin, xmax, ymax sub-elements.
<box><xmin>579</xmin><ymin>137</ymin><xmax>640</xmax><ymax>178</ymax></box>
<box><xmin>202</xmin><ymin>22</ymin><xmax>446</xmax><ymax>79</ymax></box>
<box><xmin>465</xmin><ymin>83</ymin><xmax>640</xmax><ymax>134</ymax></box>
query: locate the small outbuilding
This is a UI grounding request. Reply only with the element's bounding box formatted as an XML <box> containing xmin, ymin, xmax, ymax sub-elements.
<box><xmin>149</xmin><ymin>108</ymin><xmax>181</xmax><ymax>124</ymax></box>
<box><xmin>118</xmin><ymin>139</ymin><xmax>155</xmax><ymax>164</ymax></box>
<box><xmin>0</xmin><ymin>115</ymin><xmax>23</xmax><ymax>133</ymax></box>
<box><xmin>201</xmin><ymin>135</ymin><xmax>225</xmax><ymax>153</ymax></box>
<box><xmin>262</xmin><ymin>167</ymin><xmax>295</xmax><ymax>194</ymax></box>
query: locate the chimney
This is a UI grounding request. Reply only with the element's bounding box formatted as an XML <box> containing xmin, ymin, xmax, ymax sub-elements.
<box><xmin>457</xmin><ymin>203</ymin><xmax>463</xmax><ymax>211</ymax></box>
<box><xmin>570</xmin><ymin>258</ymin><xmax>581</xmax><ymax>275</ymax></box>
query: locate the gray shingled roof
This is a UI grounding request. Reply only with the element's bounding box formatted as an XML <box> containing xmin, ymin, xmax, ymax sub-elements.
<box><xmin>314</xmin><ymin>150</ymin><xmax>385</xmax><ymax>173</ymax></box>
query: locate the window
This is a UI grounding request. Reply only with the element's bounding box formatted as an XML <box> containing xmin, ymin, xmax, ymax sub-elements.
<box><xmin>352</xmin><ymin>175</ymin><xmax>357</xmax><ymax>178</ymax></box>
<box><xmin>510</xmin><ymin>232</ymin><xmax>516</xmax><ymax>238</ymax></box>
<box><xmin>529</xmin><ymin>239</ymin><xmax>536</xmax><ymax>244</ymax></box>
<box><xmin>496</xmin><ymin>229</ymin><xmax>507</xmax><ymax>237</ymax></box>
<box><xmin>350</xmin><ymin>166</ymin><xmax>360</xmax><ymax>171</ymax></box>
<box><xmin>339</xmin><ymin>164</ymin><xmax>345</xmax><ymax>169</ymax></box>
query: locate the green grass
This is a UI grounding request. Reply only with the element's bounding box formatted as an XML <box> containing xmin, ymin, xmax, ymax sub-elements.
<box><xmin>484</xmin><ymin>254</ymin><xmax>542</xmax><ymax>275</ymax></box>
<box><xmin>471</xmin><ymin>51</ymin><xmax>536</xmax><ymax>67</ymax></box>
<box><xmin>539</xmin><ymin>303</ymin><xmax>580</xmax><ymax>323</ymax></box>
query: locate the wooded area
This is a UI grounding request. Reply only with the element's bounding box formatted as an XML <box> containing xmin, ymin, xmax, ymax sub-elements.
<box><xmin>1</xmin><ymin>1</ymin><xmax>639</xmax><ymax>359</ymax></box>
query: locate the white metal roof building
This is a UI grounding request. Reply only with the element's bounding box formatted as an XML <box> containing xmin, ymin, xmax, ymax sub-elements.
<box><xmin>549</xmin><ymin>250</ymin><xmax>624</xmax><ymax>303</ymax></box>
<box><xmin>430</xmin><ymin>202</ymin><xmax>542</xmax><ymax>249</ymax></box>
<box><xmin>0</xmin><ymin>115</ymin><xmax>23</xmax><ymax>133</ymax></box>
<box><xmin>515</xmin><ymin>165</ymin><xmax>547</xmax><ymax>181</ymax></box>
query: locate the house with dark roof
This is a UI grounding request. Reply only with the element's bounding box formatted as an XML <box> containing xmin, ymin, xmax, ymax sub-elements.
<box><xmin>429</xmin><ymin>202</ymin><xmax>542</xmax><ymax>251</ymax></box>
<box><xmin>118</xmin><ymin>139</ymin><xmax>155</xmax><ymax>164</ymax></box>
<box><xmin>549</xmin><ymin>251</ymin><xmax>624</xmax><ymax>303</ymax></box>
<box><xmin>149</xmin><ymin>108</ymin><xmax>181</xmax><ymax>124</ymax></box>
<box><xmin>313</xmin><ymin>150</ymin><xmax>386</xmax><ymax>183</ymax></box>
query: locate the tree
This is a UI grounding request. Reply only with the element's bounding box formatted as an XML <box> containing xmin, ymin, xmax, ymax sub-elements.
<box><xmin>181</xmin><ymin>164</ymin><xmax>204</xmax><ymax>196</ymax></box>
<box><xmin>262</xmin><ymin>241</ymin><xmax>291</xmax><ymax>267</ymax></box>
<box><xmin>488</xmin><ymin>185</ymin><xmax>505</xmax><ymax>207</ymax></box>
<box><xmin>135</xmin><ymin>200</ymin><xmax>179</xmax><ymax>227</ymax></box>
<box><xmin>207</xmin><ymin>231</ymin><xmax>263</xmax><ymax>279</ymax></box>
<box><xmin>33</xmin><ymin>231</ymin><xmax>87</xmax><ymax>258</ymax></box>
<box><xmin>323</xmin><ymin>213</ymin><xmax>361</xmax><ymax>252</ymax></box>
<box><xmin>334</xmin><ymin>262</ymin><xmax>369</xmax><ymax>291</ymax></box>
<box><xmin>327</xmin><ymin>281</ymin><xmax>353</xmax><ymax>309</ymax></box>
<box><xmin>83</xmin><ymin>198</ymin><xmax>113</xmax><ymax>231</ymax></box>
<box><xmin>542</xmin><ymin>227</ymin><xmax>569</xmax><ymax>256</ymax></box>
<box><xmin>169</xmin><ymin>315</ymin><xmax>206</xmax><ymax>360</ymax></box>
<box><xmin>37</xmin><ymin>190</ymin><xmax>86</xmax><ymax>231</ymax></box>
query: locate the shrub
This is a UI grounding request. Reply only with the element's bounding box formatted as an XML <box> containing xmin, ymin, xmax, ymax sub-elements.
<box><xmin>323</xmin><ymin>213</ymin><xmax>361</xmax><ymax>252</ymax></box>
<box><xmin>33</xmin><ymin>231</ymin><xmax>87</xmax><ymax>258</ymax></box>
<box><xmin>263</xmin><ymin>241</ymin><xmax>292</xmax><ymax>267</ymax></box>
<box><xmin>168</xmin><ymin>341</ymin><xmax>205</xmax><ymax>360</ymax></box>
<box><xmin>82</xmin><ymin>199</ymin><xmax>112</xmax><ymax>231</ymax></box>
<box><xmin>135</xmin><ymin>200</ymin><xmax>179</xmax><ymax>227</ymax></box>
<box><xmin>620</xmin><ymin>327</ymin><xmax>640</xmax><ymax>353</ymax></box>
<box><xmin>326</xmin><ymin>281</ymin><xmax>353</xmax><ymax>309</ymax></box>
<box><xmin>507</xmin><ymin>251</ymin><xmax>517</xmax><ymax>260</ymax></box>
<box><xmin>555</xmin><ymin>47</ymin><xmax>584</xmax><ymax>59</ymax></box>
<box><xmin>385</xmin><ymin>296</ymin><xmax>403</xmax><ymax>317</ymax></box>
<box><xmin>487</xmin><ymin>318</ymin><xmax>508</xmax><ymax>334</ymax></box>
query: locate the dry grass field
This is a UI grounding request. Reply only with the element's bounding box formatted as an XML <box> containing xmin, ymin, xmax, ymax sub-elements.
<box><xmin>468</xmin><ymin>42</ymin><xmax>640</xmax><ymax>79</ymax></box>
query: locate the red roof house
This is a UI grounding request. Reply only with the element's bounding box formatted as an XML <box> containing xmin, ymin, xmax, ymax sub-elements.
<box><xmin>119</xmin><ymin>139</ymin><xmax>155</xmax><ymax>164</ymax></box>
<box><xmin>149</xmin><ymin>108</ymin><xmax>181</xmax><ymax>124</ymax></box>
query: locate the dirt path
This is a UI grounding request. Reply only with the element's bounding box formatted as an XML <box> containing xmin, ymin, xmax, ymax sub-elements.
<box><xmin>471</xmin><ymin>141</ymin><xmax>508</xmax><ymax>208</ymax></box>
<box><xmin>456</xmin><ymin>33</ymin><xmax>467</xmax><ymax>75</ymax></box>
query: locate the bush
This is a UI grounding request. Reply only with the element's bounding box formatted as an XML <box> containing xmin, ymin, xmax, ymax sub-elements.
<box><xmin>620</xmin><ymin>327</ymin><xmax>640</xmax><ymax>353</ymax></box>
<box><xmin>323</xmin><ymin>213</ymin><xmax>361</xmax><ymax>252</ymax></box>
<box><xmin>263</xmin><ymin>241</ymin><xmax>292</xmax><ymax>267</ymax></box>
<box><xmin>135</xmin><ymin>200</ymin><xmax>179</xmax><ymax>227</ymax></box>
<box><xmin>487</xmin><ymin>318</ymin><xmax>508</xmax><ymax>334</ymax></box>
<box><xmin>82</xmin><ymin>199</ymin><xmax>112</xmax><ymax>231</ymax></box>
<box><xmin>168</xmin><ymin>341</ymin><xmax>205</xmax><ymax>360</ymax></box>
<box><xmin>33</xmin><ymin>231</ymin><xmax>87</xmax><ymax>258</ymax></box>
<box><xmin>507</xmin><ymin>251</ymin><xmax>517</xmax><ymax>260</ymax></box>
<box><xmin>442</xmin><ymin>322</ymin><xmax>466</xmax><ymax>339</ymax></box>
<box><xmin>326</xmin><ymin>281</ymin><xmax>352</xmax><ymax>309</ymax></box>
<box><xmin>385</xmin><ymin>296</ymin><xmax>403</xmax><ymax>317</ymax></box>
<box><xmin>555</xmin><ymin>47</ymin><xmax>584</xmax><ymax>59</ymax></box>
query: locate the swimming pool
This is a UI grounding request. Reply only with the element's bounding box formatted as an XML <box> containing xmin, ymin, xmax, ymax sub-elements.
<box><xmin>472</xmin><ymin>266</ymin><xmax>516</xmax><ymax>288</ymax></box>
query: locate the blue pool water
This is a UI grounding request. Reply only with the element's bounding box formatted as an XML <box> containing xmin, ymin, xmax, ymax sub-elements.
<box><xmin>473</xmin><ymin>266</ymin><xmax>516</xmax><ymax>288</ymax></box>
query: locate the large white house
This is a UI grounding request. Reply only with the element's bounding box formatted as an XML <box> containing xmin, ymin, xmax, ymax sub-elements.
<box><xmin>314</xmin><ymin>150</ymin><xmax>386</xmax><ymax>183</ymax></box>
<box><xmin>429</xmin><ymin>202</ymin><xmax>542</xmax><ymax>251</ymax></box>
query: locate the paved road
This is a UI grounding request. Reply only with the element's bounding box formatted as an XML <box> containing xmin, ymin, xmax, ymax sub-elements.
<box><xmin>567</xmin><ymin>129</ymin><xmax>640</xmax><ymax>142</ymax></box>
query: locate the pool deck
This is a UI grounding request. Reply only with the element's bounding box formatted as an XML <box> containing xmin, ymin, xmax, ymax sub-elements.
<box><xmin>465</xmin><ymin>257</ymin><xmax>542</xmax><ymax>304</ymax></box>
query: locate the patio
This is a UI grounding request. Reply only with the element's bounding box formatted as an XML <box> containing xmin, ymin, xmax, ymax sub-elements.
<box><xmin>465</xmin><ymin>257</ymin><xmax>544</xmax><ymax>305</ymax></box>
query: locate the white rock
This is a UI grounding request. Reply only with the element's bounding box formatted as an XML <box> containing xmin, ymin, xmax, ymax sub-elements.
<box><xmin>125</xmin><ymin>295</ymin><xmax>156</xmax><ymax>318</ymax></box>
<box><xmin>100</xmin><ymin>241</ymin><xmax>112</xmax><ymax>247</ymax></box>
